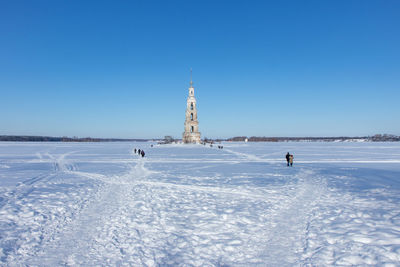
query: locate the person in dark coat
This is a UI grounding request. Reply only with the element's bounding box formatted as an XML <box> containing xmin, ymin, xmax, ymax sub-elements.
<box><xmin>286</xmin><ymin>152</ymin><xmax>290</xmax><ymax>166</ymax></box>
<box><xmin>141</xmin><ymin>150</ymin><xmax>145</xmax><ymax>157</ymax></box>
<box><xmin>134</xmin><ymin>148</ymin><xmax>137</xmax><ymax>154</ymax></box>
<box><xmin>138</xmin><ymin>149</ymin><xmax>141</xmax><ymax>155</ymax></box>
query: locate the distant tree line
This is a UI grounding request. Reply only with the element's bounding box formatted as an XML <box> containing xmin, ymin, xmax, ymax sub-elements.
<box><xmin>0</xmin><ymin>136</ymin><xmax>149</xmax><ymax>142</ymax></box>
<box><xmin>226</xmin><ymin>134</ymin><xmax>400</xmax><ymax>142</ymax></box>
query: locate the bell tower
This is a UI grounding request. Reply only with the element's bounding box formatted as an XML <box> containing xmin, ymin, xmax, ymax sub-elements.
<box><xmin>182</xmin><ymin>69</ymin><xmax>201</xmax><ymax>143</ymax></box>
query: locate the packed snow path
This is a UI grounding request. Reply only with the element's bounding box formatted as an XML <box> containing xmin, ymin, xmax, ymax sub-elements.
<box><xmin>0</xmin><ymin>142</ymin><xmax>400</xmax><ymax>266</ymax></box>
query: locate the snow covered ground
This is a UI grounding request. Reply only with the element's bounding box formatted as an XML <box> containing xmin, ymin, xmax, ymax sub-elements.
<box><xmin>0</xmin><ymin>141</ymin><xmax>400</xmax><ymax>266</ymax></box>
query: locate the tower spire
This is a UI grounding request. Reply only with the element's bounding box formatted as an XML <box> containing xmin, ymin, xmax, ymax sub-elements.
<box><xmin>190</xmin><ymin>68</ymin><xmax>193</xmax><ymax>87</ymax></box>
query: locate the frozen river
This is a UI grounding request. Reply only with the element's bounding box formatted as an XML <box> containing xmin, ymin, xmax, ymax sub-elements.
<box><xmin>0</xmin><ymin>141</ymin><xmax>400</xmax><ymax>266</ymax></box>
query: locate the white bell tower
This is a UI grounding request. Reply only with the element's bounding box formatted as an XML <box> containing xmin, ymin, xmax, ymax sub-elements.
<box><xmin>182</xmin><ymin>69</ymin><xmax>201</xmax><ymax>143</ymax></box>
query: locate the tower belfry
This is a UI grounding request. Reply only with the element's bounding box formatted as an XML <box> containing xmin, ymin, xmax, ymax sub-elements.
<box><xmin>182</xmin><ymin>69</ymin><xmax>201</xmax><ymax>143</ymax></box>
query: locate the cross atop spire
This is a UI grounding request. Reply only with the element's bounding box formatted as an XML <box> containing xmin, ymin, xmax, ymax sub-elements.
<box><xmin>190</xmin><ymin>68</ymin><xmax>193</xmax><ymax>87</ymax></box>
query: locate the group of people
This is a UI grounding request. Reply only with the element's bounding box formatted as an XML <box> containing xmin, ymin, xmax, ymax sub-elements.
<box><xmin>209</xmin><ymin>144</ymin><xmax>224</xmax><ymax>149</ymax></box>
<box><xmin>285</xmin><ymin>152</ymin><xmax>294</xmax><ymax>167</ymax></box>
<box><xmin>208</xmin><ymin>144</ymin><xmax>223</xmax><ymax>149</ymax></box>
<box><xmin>134</xmin><ymin>148</ymin><xmax>145</xmax><ymax>158</ymax></box>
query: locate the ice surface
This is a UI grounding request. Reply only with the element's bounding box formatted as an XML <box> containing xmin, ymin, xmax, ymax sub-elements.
<box><xmin>0</xmin><ymin>141</ymin><xmax>400</xmax><ymax>266</ymax></box>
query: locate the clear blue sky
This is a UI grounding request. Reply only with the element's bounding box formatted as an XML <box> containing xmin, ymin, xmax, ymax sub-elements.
<box><xmin>1</xmin><ymin>0</ymin><xmax>399</xmax><ymax>139</ymax></box>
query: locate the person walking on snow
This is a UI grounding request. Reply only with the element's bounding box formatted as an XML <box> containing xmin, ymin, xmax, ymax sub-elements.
<box><xmin>289</xmin><ymin>154</ymin><xmax>294</xmax><ymax>167</ymax></box>
<box><xmin>286</xmin><ymin>152</ymin><xmax>290</xmax><ymax>166</ymax></box>
<box><xmin>134</xmin><ymin>148</ymin><xmax>137</xmax><ymax>154</ymax></box>
<box><xmin>141</xmin><ymin>150</ymin><xmax>145</xmax><ymax>157</ymax></box>
<box><xmin>138</xmin><ymin>149</ymin><xmax>141</xmax><ymax>155</ymax></box>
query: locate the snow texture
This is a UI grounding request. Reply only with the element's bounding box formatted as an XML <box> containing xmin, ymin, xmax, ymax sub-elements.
<box><xmin>0</xmin><ymin>141</ymin><xmax>400</xmax><ymax>266</ymax></box>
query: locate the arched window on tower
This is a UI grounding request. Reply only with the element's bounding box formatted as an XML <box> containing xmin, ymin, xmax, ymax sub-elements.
<box><xmin>191</xmin><ymin>126</ymin><xmax>194</xmax><ymax>133</ymax></box>
<box><xmin>191</xmin><ymin>113</ymin><xmax>193</xmax><ymax>121</ymax></box>
<box><xmin>190</xmin><ymin>103</ymin><xmax>193</xmax><ymax>110</ymax></box>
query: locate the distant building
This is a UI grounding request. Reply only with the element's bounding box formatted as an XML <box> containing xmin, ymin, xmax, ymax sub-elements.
<box><xmin>164</xmin><ymin>136</ymin><xmax>174</xmax><ymax>143</ymax></box>
<box><xmin>182</xmin><ymin>70</ymin><xmax>201</xmax><ymax>143</ymax></box>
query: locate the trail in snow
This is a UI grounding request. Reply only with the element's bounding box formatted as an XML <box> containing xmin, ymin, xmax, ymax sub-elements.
<box><xmin>222</xmin><ymin>147</ymin><xmax>328</xmax><ymax>265</ymax></box>
<box><xmin>0</xmin><ymin>151</ymin><xmax>100</xmax><ymax>264</ymax></box>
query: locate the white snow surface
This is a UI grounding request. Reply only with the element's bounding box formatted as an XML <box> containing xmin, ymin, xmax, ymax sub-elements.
<box><xmin>0</xmin><ymin>141</ymin><xmax>400</xmax><ymax>266</ymax></box>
